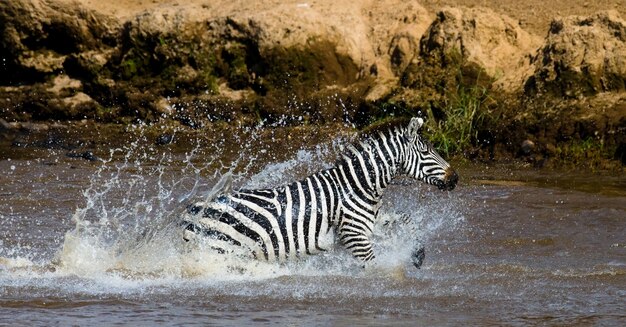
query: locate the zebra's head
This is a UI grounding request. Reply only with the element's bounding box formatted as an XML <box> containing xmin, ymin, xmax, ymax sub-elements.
<box><xmin>402</xmin><ymin>117</ymin><xmax>458</xmax><ymax>191</ymax></box>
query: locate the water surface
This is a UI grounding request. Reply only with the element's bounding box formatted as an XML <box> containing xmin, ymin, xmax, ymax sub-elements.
<box><xmin>1</xmin><ymin>132</ymin><xmax>624</xmax><ymax>326</ymax></box>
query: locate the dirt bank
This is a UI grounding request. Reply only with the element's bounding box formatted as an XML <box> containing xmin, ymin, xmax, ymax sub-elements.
<box><xmin>421</xmin><ymin>0</ymin><xmax>626</xmax><ymax>36</ymax></box>
<box><xmin>1</xmin><ymin>0</ymin><xmax>625</xmax><ymax>169</ymax></box>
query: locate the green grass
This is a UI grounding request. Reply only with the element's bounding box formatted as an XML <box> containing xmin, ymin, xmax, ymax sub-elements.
<box><xmin>424</xmin><ymin>83</ymin><xmax>490</xmax><ymax>157</ymax></box>
<box><xmin>552</xmin><ymin>137</ymin><xmax>617</xmax><ymax>170</ymax></box>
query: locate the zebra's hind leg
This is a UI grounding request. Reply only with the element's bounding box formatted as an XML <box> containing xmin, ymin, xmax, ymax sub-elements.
<box><xmin>180</xmin><ymin>220</ymin><xmax>231</xmax><ymax>255</ymax></box>
<box><xmin>411</xmin><ymin>245</ymin><xmax>425</xmax><ymax>269</ymax></box>
<box><xmin>181</xmin><ymin>220</ymin><xmax>200</xmax><ymax>242</ymax></box>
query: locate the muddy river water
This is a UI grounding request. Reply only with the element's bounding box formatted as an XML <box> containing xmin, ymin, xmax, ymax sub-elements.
<box><xmin>0</xmin><ymin>130</ymin><xmax>624</xmax><ymax>326</ymax></box>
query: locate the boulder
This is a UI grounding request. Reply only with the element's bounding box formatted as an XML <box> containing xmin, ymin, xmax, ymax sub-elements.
<box><xmin>197</xmin><ymin>0</ymin><xmax>432</xmax><ymax>101</ymax></box>
<box><xmin>1</xmin><ymin>0</ymin><xmax>437</xmax><ymax>123</ymax></box>
<box><xmin>417</xmin><ymin>7</ymin><xmax>541</xmax><ymax>90</ymax></box>
<box><xmin>0</xmin><ymin>0</ymin><xmax>118</xmax><ymax>84</ymax></box>
<box><xmin>525</xmin><ymin>11</ymin><xmax>626</xmax><ymax>98</ymax></box>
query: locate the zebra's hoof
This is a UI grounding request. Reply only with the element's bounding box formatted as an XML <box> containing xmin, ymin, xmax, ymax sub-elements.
<box><xmin>183</xmin><ymin>229</ymin><xmax>196</xmax><ymax>242</ymax></box>
<box><xmin>182</xmin><ymin>221</ymin><xmax>198</xmax><ymax>242</ymax></box>
<box><xmin>411</xmin><ymin>246</ymin><xmax>425</xmax><ymax>269</ymax></box>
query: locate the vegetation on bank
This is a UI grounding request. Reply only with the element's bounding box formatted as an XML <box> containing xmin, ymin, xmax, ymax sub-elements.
<box><xmin>361</xmin><ymin>51</ymin><xmax>623</xmax><ymax>170</ymax></box>
<box><xmin>423</xmin><ymin>83</ymin><xmax>490</xmax><ymax>158</ymax></box>
<box><xmin>1</xmin><ymin>2</ymin><xmax>624</xmax><ymax>170</ymax></box>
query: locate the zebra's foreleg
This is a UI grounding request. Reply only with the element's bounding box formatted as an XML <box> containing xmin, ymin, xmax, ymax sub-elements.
<box><xmin>390</xmin><ymin>213</ymin><xmax>426</xmax><ymax>269</ymax></box>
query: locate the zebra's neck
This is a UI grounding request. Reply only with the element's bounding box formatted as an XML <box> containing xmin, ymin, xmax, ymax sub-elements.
<box><xmin>335</xmin><ymin>127</ymin><xmax>408</xmax><ymax>203</ymax></box>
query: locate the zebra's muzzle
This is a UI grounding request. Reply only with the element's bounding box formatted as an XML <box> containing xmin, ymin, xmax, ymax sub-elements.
<box><xmin>438</xmin><ymin>168</ymin><xmax>458</xmax><ymax>191</ymax></box>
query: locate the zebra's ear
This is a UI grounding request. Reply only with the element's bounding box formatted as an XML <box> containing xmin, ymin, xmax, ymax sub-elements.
<box><xmin>407</xmin><ymin>117</ymin><xmax>424</xmax><ymax>138</ymax></box>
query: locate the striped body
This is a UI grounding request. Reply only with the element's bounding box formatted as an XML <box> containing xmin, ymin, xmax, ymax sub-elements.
<box><xmin>182</xmin><ymin>118</ymin><xmax>458</xmax><ymax>263</ymax></box>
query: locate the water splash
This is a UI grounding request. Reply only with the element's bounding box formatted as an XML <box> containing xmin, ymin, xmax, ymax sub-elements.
<box><xmin>1</xmin><ymin>126</ymin><xmax>465</xmax><ymax>289</ymax></box>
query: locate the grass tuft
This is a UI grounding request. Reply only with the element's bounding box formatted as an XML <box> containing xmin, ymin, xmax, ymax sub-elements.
<box><xmin>424</xmin><ymin>83</ymin><xmax>490</xmax><ymax>157</ymax></box>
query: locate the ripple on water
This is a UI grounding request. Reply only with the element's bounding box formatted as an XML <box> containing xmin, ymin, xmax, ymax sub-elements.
<box><xmin>1</xmin><ymin>136</ymin><xmax>625</xmax><ymax>325</ymax></box>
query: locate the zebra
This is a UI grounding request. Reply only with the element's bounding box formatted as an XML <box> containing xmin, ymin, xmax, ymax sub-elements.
<box><xmin>180</xmin><ymin>117</ymin><xmax>458</xmax><ymax>268</ymax></box>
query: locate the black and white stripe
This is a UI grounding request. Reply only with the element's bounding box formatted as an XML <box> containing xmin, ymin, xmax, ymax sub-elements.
<box><xmin>181</xmin><ymin>117</ymin><xmax>458</xmax><ymax>263</ymax></box>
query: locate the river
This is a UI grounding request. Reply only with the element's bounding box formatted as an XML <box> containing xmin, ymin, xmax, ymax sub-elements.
<box><xmin>1</xmin><ymin>127</ymin><xmax>625</xmax><ymax>326</ymax></box>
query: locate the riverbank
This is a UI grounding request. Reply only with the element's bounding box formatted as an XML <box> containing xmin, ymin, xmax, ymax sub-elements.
<box><xmin>1</xmin><ymin>0</ymin><xmax>625</xmax><ymax>169</ymax></box>
<box><xmin>1</xmin><ymin>119</ymin><xmax>623</xmax><ymax>176</ymax></box>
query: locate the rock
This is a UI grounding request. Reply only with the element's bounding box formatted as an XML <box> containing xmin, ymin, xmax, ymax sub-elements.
<box><xmin>0</xmin><ymin>0</ymin><xmax>119</xmax><ymax>84</ymax></box>
<box><xmin>521</xmin><ymin>139</ymin><xmax>535</xmax><ymax>155</ymax></box>
<box><xmin>48</xmin><ymin>75</ymin><xmax>82</xmax><ymax>95</ymax></box>
<box><xmin>525</xmin><ymin>11</ymin><xmax>626</xmax><ymax>98</ymax></box>
<box><xmin>217</xmin><ymin>83</ymin><xmax>255</xmax><ymax>102</ymax></box>
<box><xmin>0</xmin><ymin>119</ymin><xmax>49</xmax><ymax>132</ymax></box>
<box><xmin>11</xmin><ymin>137</ymin><xmax>28</xmax><ymax>148</ymax></box>
<box><xmin>418</xmin><ymin>7</ymin><xmax>541</xmax><ymax>90</ymax></box>
<box><xmin>66</xmin><ymin>150</ymin><xmax>99</xmax><ymax>161</ymax></box>
<box><xmin>364</xmin><ymin>1</ymin><xmax>433</xmax><ymax>78</ymax></box>
<box><xmin>62</xmin><ymin>92</ymin><xmax>95</xmax><ymax>108</ymax></box>
<box><xmin>0</xmin><ymin>0</ymin><xmax>624</xmax><ymax>168</ymax></box>
<box><xmin>63</xmin><ymin>50</ymin><xmax>114</xmax><ymax>81</ymax></box>
<box><xmin>1</xmin><ymin>0</ymin><xmax>438</xmax><ymax>122</ymax></box>
<box><xmin>154</xmin><ymin>97</ymin><xmax>175</xmax><ymax>117</ymax></box>
<box><xmin>0</xmin><ymin>118</ymin><xmax>15</xmax><ymax>131</ymax></box>
<box><xmin>362</xmin><ymin>1</ymin><xmax>432</xmax><ymax>101</ymax></box>
<box><xmin>389</xmin><ymin>34</ymin><xmax>419</xmax><ymax>76</ymax></box>
<box><xmin>155</xmin><ymin>133</ymin><xmax>174</xmax><ymax>145</ymax></box>
<box><xmin>365</xmin><ymin>81</ymin><xmax>395</xmax><ymax>102</ymax></box>
<box><xmin>1</xmin><ymin>0</ymin><xmax>116</xmax><ymax>120</ymax></box>
<box><xmin>20</xmin><ymin>122</ymin><xmax>50</xmax><ymax>132</ymax></box>
<box><xmin>177</xmin><ymin>115</ymin><xmax>201</xmax><ymax>129</ymax></box>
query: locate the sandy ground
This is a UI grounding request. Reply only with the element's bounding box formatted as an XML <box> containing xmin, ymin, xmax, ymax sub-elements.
<box><xmin>61</xmin><ymin>0</ymin><xmax>626</xmax><ymax>36</ymax></box>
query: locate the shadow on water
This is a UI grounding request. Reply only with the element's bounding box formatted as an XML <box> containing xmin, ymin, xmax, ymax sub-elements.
<box><xmin>0</xmin><ymin>124</ymin><xmax>625</xmax><ymax>325</ymax></box>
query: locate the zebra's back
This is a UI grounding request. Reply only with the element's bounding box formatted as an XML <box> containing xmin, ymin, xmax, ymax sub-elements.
<box><xmin>183</xmin><ymin>172</ymin><xmax>340</xmax><ymax>262</ymax></box>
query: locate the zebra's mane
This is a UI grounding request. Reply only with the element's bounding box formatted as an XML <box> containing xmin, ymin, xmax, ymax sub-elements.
<box><xmin>336</xmin><ymin>117</ymin><xmax>415</xmax><ymax>166</ymax></box>
<box><xmin>358</xmin><ymin>117</ymin><xmax>413</xmax><ymax>139</ymax></box>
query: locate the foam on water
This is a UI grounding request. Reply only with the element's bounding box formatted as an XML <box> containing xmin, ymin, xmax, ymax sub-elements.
<box><xmin>0</xmin><ymin>131</ymin><xmax>465</xmax><ymax>297</ymax></box>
